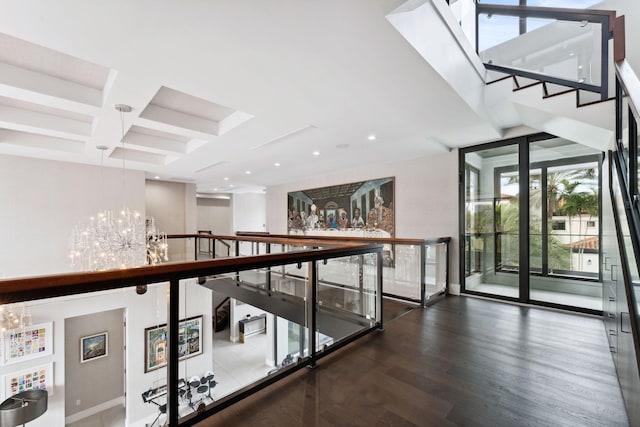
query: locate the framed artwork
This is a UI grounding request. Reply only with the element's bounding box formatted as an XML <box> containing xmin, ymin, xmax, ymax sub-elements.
<box><xmin>1</xmin><ymin>322</ymin><xmax>53</xmax><ymax>366</ymax></box>
<box><xmin>144</xmin><ymin>315</ymin><xmax>203</xmax><ymax>373</ymax></box>
<box><xmin>80</xmin><ymin>332</ymin><xmax>108</xmax><ymax>363</ymax></box>
<box><xmin>2</xmin><ymin>362</ymin><xmax>54</xmax><ymax>400</ymax></box>
<box><xmin>287</xmin><ymin>176</ymin><xmax>395</xmax><ymax>237</ymax></box>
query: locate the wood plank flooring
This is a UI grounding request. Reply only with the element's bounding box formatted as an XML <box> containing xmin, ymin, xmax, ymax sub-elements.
<box><xmin>195</xmin><ymin>296</ymin><xmax>629</xmax><ymax>427</ymax></box>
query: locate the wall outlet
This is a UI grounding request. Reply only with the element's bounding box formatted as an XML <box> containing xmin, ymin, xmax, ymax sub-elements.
<box><xmin>76</xmin><ymin>399</ymin><xmax>81</xmax><ymax>406</ymax></box>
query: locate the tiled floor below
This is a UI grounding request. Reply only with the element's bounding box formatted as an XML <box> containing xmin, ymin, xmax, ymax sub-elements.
<box><xmin>66</xmin><ymin>328</ymin><xmax>271</xmax><ymax>426</ymax></box>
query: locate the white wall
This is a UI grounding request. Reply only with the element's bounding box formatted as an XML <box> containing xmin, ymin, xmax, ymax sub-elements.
<box><xmin>0</xmin><ymin>154</ymin><xmax>145</xmax><ymax>278</ymax></box>
<box><xmin>266</xmin><ymin>151</ymin><xmax>460</xmax><ymax>286</ymax></box>
<box><xmin>197</xmin><ymin>197</ymin><xmax>232</xmax><ymax>235</ymax></box>
<box><xmin>145</xmin><ymin>180</ymin><xmax>197</xmax><ymax>261</ymax></box>
<box><xmin>65</xmin><ymin>308</ymin><xmax>125</xmax><ymax>418</ymax></box>
<box><xmin>232</xmin><ymin>193</ymin><xmax>267</xmax><ymax>233</ymax></box>
<box><xmin>597</xmin><ymin>0</ymin><xmax>640</xmax><ymax>71</ymax></box>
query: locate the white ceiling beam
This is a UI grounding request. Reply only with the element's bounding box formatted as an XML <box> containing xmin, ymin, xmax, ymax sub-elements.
<box><xmin>139</xmin><ymin>104</ymin><xmax>219</xmax><ymax>137</ymax></box>
<box><xmin>0</xmin><ymin>129</ymin><xmax>85</xmax><ymax>153</ymax></box>
<box><xmin>124</xmin><ymin>130</ymin><xmax>188</xmax><ymax>155</ymax></box>
<box><xmin>0</xmin><ymin>62</ymin><xmax>103</xmax><ymax>108</ymax></box>
<box><xmin>0</xmin><ymin>104</ymin><xmax>92</xmax><ymax>140</ymax></box>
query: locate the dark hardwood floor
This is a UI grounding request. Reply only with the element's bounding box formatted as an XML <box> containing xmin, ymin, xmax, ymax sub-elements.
<box><xmin>196</xmin><ymin>296</ymin><xmax>629</xmax><ymax>427</ymax></box>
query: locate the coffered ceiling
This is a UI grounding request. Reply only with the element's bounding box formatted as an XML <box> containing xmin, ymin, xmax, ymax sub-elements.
<box><xmin>0</xmin><ymin>0</ymin><xmax>501</xmax><ymax>193</ymax></box>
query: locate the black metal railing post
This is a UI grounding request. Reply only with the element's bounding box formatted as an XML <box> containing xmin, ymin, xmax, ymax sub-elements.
<box><xmin>420</xmin><ymin>245</ymin><xmax>427</xmax><ymax>307</ymax></box>
<box><xmin>307</xmin><ymin>260</ymin><xmax>317</xmax><ymax>368</ymax></box>
<box><xmin>166</xmin><ymin>278</ymin><xmax>180</xmax><ymax>426</ymax></box>
<box><xmin>266</xmin><ymin>243</ymin><xmax>272</xmax><ymax>294</ymax></box>
<box><xmin>377</xmin><ymin>251</ymin><xmax>384</xmax><ymax>330</ymax></box>
<box><xmin>358</xmin><ymin>255</ymin><xmax>364</xmax><ymax>316</ymax></box>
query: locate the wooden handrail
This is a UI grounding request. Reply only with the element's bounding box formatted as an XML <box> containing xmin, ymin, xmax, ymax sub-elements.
<box><xmin>232</xmin><ymin>232</ymin><xmax>450</xmax><ymax>246</ymax></box>
<box><xmin>0</xmin><ymin>243</ymin><xmax>382</xmax><ymax>305</ymax></box>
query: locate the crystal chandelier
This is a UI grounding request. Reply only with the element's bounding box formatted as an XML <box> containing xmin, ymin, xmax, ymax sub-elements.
<box><xmin>146</xmin><ymin>217</ymin><xmax>169</xmax><ymax>265</ymax></box>
<box><xmin>0</xmin><ymin>304</ymin><xmax>33</xmax><ymax>364</ymax></box>
<box><xmin>0</xmin><ymin>304</ymin><xmax>31</xmax><ymax>333</ymax></box>
<box><xmin>69</xmin><ymin>104</ymin><xmax>156</xmax><ymax>271</ymax></box>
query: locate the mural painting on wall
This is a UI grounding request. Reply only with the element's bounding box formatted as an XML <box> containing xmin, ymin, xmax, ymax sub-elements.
<box><xmin>288</xmin><ymin>176</ymin><xmax>394</xmax><ymax>238</ymax></box>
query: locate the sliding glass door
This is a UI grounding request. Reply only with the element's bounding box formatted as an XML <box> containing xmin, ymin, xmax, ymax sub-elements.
<box><xmin>461</xmin><ymin>134</ymin><xmax>602</xmax><ymax>312</ymax></box>
<box><xmin>462</xmin><ymin>142</ymin><xmax>520</xmax><ymax>299</ymax></box>
<box><xmin>529</xmin><ymin>139</ymin><xmax>602</xmax><ymax>310</ymax></box>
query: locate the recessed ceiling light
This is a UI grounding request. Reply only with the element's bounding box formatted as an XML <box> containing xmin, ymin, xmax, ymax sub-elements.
<box><xmin>367</xmin><ymin>134</ymin><xmax>376</xmax><ymax>141</ymax></box>
<box><xmin>274</xmin><ymin>162</ymin><xmax>281</xmax><ymax>167</ymax></box>
<box><xmin>578</xmin><ymin>65</ymin><xmax>583</xmax><ymax>69</ymax></box>
<box><xmin>313</xmin><ymin>151</ymin><xmax>320</xmax><ymax>156</ymax></box>
<box><xmin>213</xmin><ymin>188</ymin><xmax>218</xmax><ymax>191</ymax></box>
<box><xmin>229</xmin><ymin>184</ymin><xmax>234</xmax><ymax>188</ymax></box>
<box><xmin>245</xmin><ymin>170</ymin><xmax>251</xmax><ymax>175</ymax></box>
<box><xmin>154</xmin><ymin>176</ymin><xmax>160</xmax><ymax>179</ymax></box>
<box><xmin>224</xmin><ymin>177</ymin><xmax>229</xmax><ymax>181</ymax></box>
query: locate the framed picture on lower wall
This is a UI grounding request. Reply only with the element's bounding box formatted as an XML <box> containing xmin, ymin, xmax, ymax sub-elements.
<box><xmin>1</xmin><ymin>322</ymin><xmax>53</xmax><ymax>366</ymax></box>
<box><xmin>80</xmin><ymin>332</ymin><xmax>108</xmax><ymax>363</ymax></box>
<box><xmin>2</xmin><ymin>362</ymin><xmax>54</xmax><ymax>400</ymax></box>
<box><xmin>144</xmin><ymin>315</ymin><xmax>203</xmax><ymax>373</ymax></box>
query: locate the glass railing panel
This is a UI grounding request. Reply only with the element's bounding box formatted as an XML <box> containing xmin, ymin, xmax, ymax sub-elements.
<box><xmin>382</xmin><ymin>244</ymin><xmax>421</xmax><ymax>301</ymax></box>
<box><xmin>316</xmin><ymin>253</ymin><xmax>379</xmax><ymax>350</ymax></box>
<box><xmin>0</xmin><ymin>280</ymin><xmax>182</xmax><ymax>427</ymax></box>
<box><xmin>635</xmin><ymin>111</ymin><xmax>640</xmax><ymax>196</ymax></box>
<box><xmin>426</xmin><ymin>242</ymin><xmax>448</xmax><ymax>297</ymax></box>
<box><xmin>479</xmin><ymin>14</ymin><xmax>602</xmax><ymax>88</ymax></box>
<box><xmin>621</xmin><ymin>86</ymin><xmax>630</xmax><ymax>180</ymax></box>
<box><xmin>213</xmin><ymin>239</ymin><xmax>234</xmax><ymax>258</ymax></box>
<box><xmin>270</xmin><ymin>262</ymin><xmax>308</xmax><ymax>299</ymax></box>
<box><xmin>525</xmin><ymin>0</ymin><xmax>601</xmax><ymax>7</ymax></box>
<box><xmin>612</xmin><ymin>156</ymin><xmax>640</xmax><ymax>323</ymax></box>
<box><xmin>171</xmin><ymin>278</ymin><xmax>217</xmax><ymax>419</ymax></box>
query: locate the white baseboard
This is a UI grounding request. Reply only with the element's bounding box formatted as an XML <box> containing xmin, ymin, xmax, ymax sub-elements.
<box><xmin>448</xmin><ymin>283</ymin><xmax>461</xmax><ymax>295</ymax></box>
<box><xmin>65</xmin><ymin>396</ymin><xmax>124</xmax><ymax>424</ymax></box>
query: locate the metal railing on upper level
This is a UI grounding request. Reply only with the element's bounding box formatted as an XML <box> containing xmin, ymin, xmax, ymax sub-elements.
<box><xmin>447</xmin><ymin>0</ymin><xmax>618</xmax><ymax>100</ymax></box>
<box><xmin>604</xmin><ymin>14</ymin><xmax>640</xmax><ymax>425</ymax></box>
<box><xmin>0</xmin><ymin>238</ymin><xmax>383</xmax><ymax>427</ymax></box>
<box><xmin>189</xmin><ymin>232</ymin><xmax>451</xmax><ymax>307</ymax></box>
<box><xmin>477</xmin><ymin>4</ymin><xmax>615</xmax><ymax>100</ymax></box>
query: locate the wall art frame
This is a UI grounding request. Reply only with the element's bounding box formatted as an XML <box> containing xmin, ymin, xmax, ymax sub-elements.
<box><xmin>2</xmin><ymin>362</ymin><xmax>54</xmax><ymax>401</ymax></box>
<box><xmin>1</xmin><ymin>322</ymin><xmax>53</xmax><ymax>366</ymax></box>
<box><xmin>80</xmin><ymin>332</ymin><xmax>108</xmax><ymax>363</ymax></box>
<box><xmin>287</xmin><ymin>176</ymin><xmax>395</xmax><ymax>237</ymax></box>
<box><xmin>144</xmin><ymin>315</ymin><xmax>203</xmax><ymax>373</ymax></box>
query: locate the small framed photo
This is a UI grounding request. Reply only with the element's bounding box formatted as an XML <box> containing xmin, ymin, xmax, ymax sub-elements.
<box><xmin>80</xmin><ymin>332</ymin><xmax>108</xmax><ymax>363</ymax></box>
